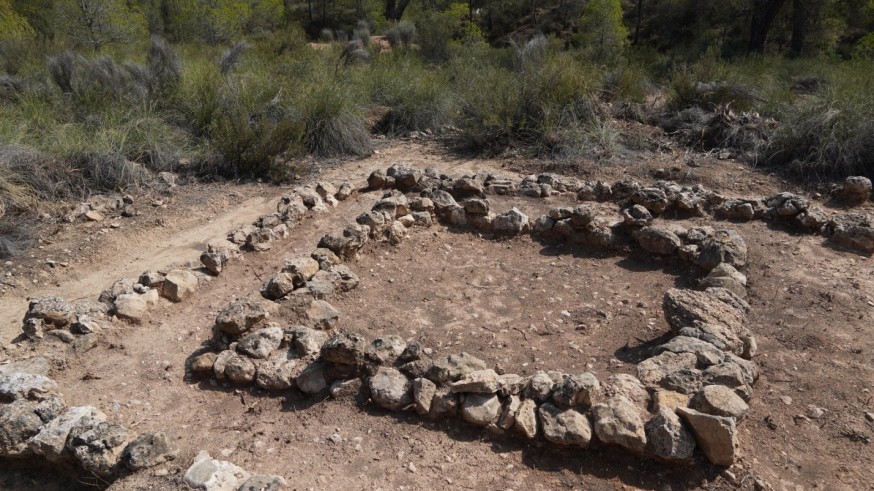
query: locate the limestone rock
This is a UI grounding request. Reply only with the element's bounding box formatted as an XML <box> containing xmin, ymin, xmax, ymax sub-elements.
<box><xmin>281</xmin><ymin>257</ymin><xmax>320</xmax><ymax>287</ymax></box>
<box><xmin>428</xmin><ymin>388</ymin><xmax>458</xmax><ymax>419</ymax></box>
<box><xmin>538</xmin><ymin>403</ymin><xmax>592</xmax><ymax>447</ymax></box>
<box><xmin>24</xmin><ymin>296</ymin><xmax>73</xmax><ymax>327</ymax></box>
<box><xmin>306</xmin><ymin>300</ymin><xmax>339</xmax><ymax>329</ymax></box>
<box><xmin>184</xmin><ymin>451</ymin><xmax>252</xmax><ymax>490</ymax></box>
<box><xmin>369</xmin><ymin>367</ymin><xmax>411</xmax><ymax>410</ymax></box>
<box><xmin>191</xmin><ymin>353</ymin><xmax>217</xmax><ymax>373</ymax></box>
<box><xmin>426</xmin><ymin>353</ymin><xmax>488</xmax><ymax>384</ymax></box>
<box><xmin>449</xmin><ymin>369</ymin><xmax>502</xmax><ymax>394</ymax></box>
<box><xmin>321</xmin><ymin>333</ymin><xmax>367</xmax><ymax>365</ymax></box>
<box><xmin>493</xmin><ymin>208</ymin><xmax>530</xmax><ymax>235</ymax></box>
<box><xmin>0</xmin><ymin>372</ymin><xmax>59</xmax><ymax>402</ymax></box>
<box><xmin>690</xmin><ymin>385</ymin><xmax>749</xmax><ymax>419</ymax></box>
<box><xmin>237</xmin><ymin>475</ymin><xmax>288</xmax><ymax>491</ymax></box>
<box><xmin>645</xmin><ymin>407</ymin><xmax>696</xmax><ymax>462</ymax></box>
<box><xmin>0</xmin><ymin>397</ymin><xmax>65</xmax><ymax>456</ymax></box>
<box><xmin>592</xmin><ymin>396</ymin><xmax>647</xmax><ymax>453</ymax></box>
<box><xmin>162</xmin><ymin>269</ymin><xmax>198</xmax><ymax>302</ymax></box>
<box><xmin>122</xmin><ymin>432</ymin><xmax>179</xmax><ymax>470</ymax></box>
<box><xmin>677</xmin><ymin>407</ymin><xmax>738</xmax><ymax>466</ymax></box>
<box><xmin>633</xmin><ymin>227</ymin><xmax>682</xmax><ymax>255</ymax></box>
<box><xmin>236</xmin><ymin>327</ymin><xmax>283</xmax><ymax>360</ymax></box>
<box><xmin>825</xmin><ymin>213</ymin><xmax>874</xmax><ymax>253</ymax></box>
<box><xmin>460</xmin><ymin>393</ymin><xmax>501</xmax><ymax>426</ymax></box>
<box><xmin>69</xmin><ymin>421</ymin><xmax>131</xmax><ymax>476</ymax></box>
<box><xmin>551</xmin><ymin>372</ymin><xmax>600</xmax><ymax>408</ymax></box>
<box><xmin>365</xmin><ymin>336</ymin><xmax>406</xmax><ymax>365</ymax></box>
<box><xmin>696</xmin><ymin>230</ymin><xmax>747</xmax><ymax>270</ymax></box>
<box><xmin>513</xmin><ymin>399</ymin><xmax>538</xmax><ymax>439</ymax></box>
<box><xmin>412</xmin><ymin>378</ymin><xmax>437</xmax><ymax>416</ymax></box>
<box><xmin>28</xmin><ymin>406</ymin><xmax>105</xmax><ymax>461</ymax></box>
<box><xmin>526</xmin><ymin>371</ymin><xmax>556</xmax><ymax>402</ymax></box>
<box><xmin>296</xmin><ymin>361</ymin><xmax>329</xmax><ymax>394</ymax></box>
<box><xmin>255</xmin><ymin>359</ymin><xmax>300</xmax><ymax>391</ymax></box>
<box><xmin>215</xmin><ymin>295</ymin><xmax>277</xmax><ymax>335</ymax></box>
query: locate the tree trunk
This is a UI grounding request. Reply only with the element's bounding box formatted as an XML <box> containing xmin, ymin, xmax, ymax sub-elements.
<box><xmin>749</xmin><ymin>0</ymin><xmax>788</xmax><ymax>53</ymax></box>
<box><xmin>384</xmin><ymin>0</ymin><xmax>412</xmax><ymax>20</ymax></box>
<box><xmin>790</xmin><ymin>0</ymin><xmax>807</xmax><ymax>56</ymax></box>
<box><xmin>633</xmin><ymin>0</ymin><xmax>642</xmax><ymax>45</ymax></box>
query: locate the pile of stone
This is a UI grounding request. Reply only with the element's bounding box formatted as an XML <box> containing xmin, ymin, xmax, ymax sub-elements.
<box><xmin>180</xmin><ymin>164</ymin><xmax>765</xmax><ymax>468</ymax></box>
<box><xmin>63</xmin><ymin>194</ymin><xmax>137</xmax><ymax>223</ymax></box>
<box><xmin>368</xmin><ymin>166</ymin><xmax>874</xmax><ymax>254</ymax></box>
<box><xmin>0</xmin><ymin>357</ymin><xmax>178</xmax><ymax>479</ymax></box>
<box><xmin>183</xmin><ymin>450</ymin><xmax>286</xmax><ymax>491</ymax></box>
<box><xmin>20</xmin><ymin>180</ymin><xmax>355</xmax><ymax>345</ymax></box>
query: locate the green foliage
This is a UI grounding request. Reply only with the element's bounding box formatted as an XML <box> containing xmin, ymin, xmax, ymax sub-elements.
<box><xmin>367</xmin><ymin>53</ymin><xmax>454</xmax><ymax>134</ymax></box>
<box><xmin>576</xmin><ymin>0</ymin><xmax>628</xmax><ymax>64</ymax></box>
<box><xmin>54</xmin><ymin>0</ymin><xmax>148</xmax><ymax>50</ymax></box>
<box><xmin>0</xmin><ymin>0</ymin><xmax>33</xmax><ymax>40</ymax></box>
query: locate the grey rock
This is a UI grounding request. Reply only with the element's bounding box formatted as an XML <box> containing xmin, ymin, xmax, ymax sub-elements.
<box><xmin>513</xmin><ymin>399</ymin><xmax>538</xmax><ymax>439</ymax></box>
<box><xmin>69</xmin><ymin>421</ymin><xmax>131</xmax><ymax>476</ymax></box>
<box><xmin>632</xmin><ymin>187</ymin><xmax>670</xmax><ymax>214</ymax></box>
<box><xmin>24</xmin><ymin>296</ymin><xmax>73</xmax><ymax>327</ymax></box>
<box><xmin>449</xmin><ymin>369</ymin><xmax>502</xmax><ymax>394</ymax></box>
<box><xmin>321</xmin><ymin>333</ymin><xmax>367</xmax><ymax>365</ymax></box>
<box><xmin>184</xmin><ymin>451</ymin><xmax>251</xmax><ymax>490</ymax></box>
<box><xmin>551</xmin><ymin>372</ymin><xmax>601</xmax><ymax>408</ymax></box>
<box><xmin>288</xmin><ymin>326</ymin><xmax>328</xmax><ymax>357</ymax></box>
<box><xmin>538</xmin><ymin>403</ymin><xmax>592</xmax><ymax>447</ymax></box>
<box><xmin>655</xmin><ymin>336</ymin><xmax>726</xmax><ymax>367</ymax></box>
<box><xmin>296</xmin><ymin>361</ymin><xmax>329</xmax><ymax>394</ymax></box>
<box><xmin>493</xmin><ymin>208</ymin><xmax>530</xmax><ymax>235</ymax></box>
<box><xmin>366</xmin><ymin>336</ymin><xmax>406</xmax><ymax>365</ymax></box>
<box><xmin>526</xmin><ymin>371</ymin><xmax>556</xmax><ymax>402</ymax></box>
<box><xmin>677</xmin><ymin>407</ymin><xmax>738</xmax><ymax>466</ymax></box>
<box><xmin>311</xmin><ymin>248</ymin><xmax>340</xmax><ymax>270</ymax></box>
<box><xmin>281</xmin><ymin>257</ymin><xmax>320</xmax><ymax>287</ymax></box>
<box><xmin>224</xmin><ymin>355</ymin><xmax>256</xmax><ymax>384</ymax></box>
<box><xmin>306</xmin><ymin>300</ymin><xmax>340</xmax><ymax>329</ymax></box>
<box><xmin>497</xmin><ymin>395</ymin><xmax>522</xmax><ymax>430</ymax></box>
<box><xmin>825</xmin><ymin>213</ymin><xmax>874</xmax><ymax>253</ymax></box>
<box><xmin>255</xmin><ymin>358</ymin><xmax>300</xmax><ymax>391</ymax></box>
<box><xmin>412</xmin><ymin>378</ymin><xmax>437</xmax><ymax>416</ymax></box>
<box><xmin>369</xmin><ymin>367</ymin><xmax>411</xmax><ymax>410</ymax></box>
<box><xmin>696</xmin><ymin>230</ymin><xmax>748</xmax><ymax>270</ymax></box>
<box><xmin>0</xmin><ymin>372</ymin><xmax>59</xmax><ymax>402</ymax></box>
<box><xmin>236</xmin><ymin>327</ymin><xmax>283</xmax><ymax>359</ymax></box>
<box><xmin>690</xmin><ymin>385</ymin><xmax>749</xmax><ymax>419</ymax></box>
<box><xmin>633</xmin><ymin>227</ymin><xmax>682</xmax><ymax>255</ymax></box>
<box><xmin>261</xmin><ymin>273</ymin><xmax>296</xmax><ymax>300</ymax></box>
<box><xmin>28</xmin><ymin>406</ymin><xmax>105</xmax><ymax>461</ymax></box>
<box><xmin>122</xmin><ymin>432</ymin><xmax>179</xmax><ymax>470</ymax></box>
<box><xmin>162</xmin><ymin>270</ymin><xmax>198</xmax><ymax>302</ymax></box>
<box><xmin>645</xmin><ymin>407</ymin><xmax>696</xmax><ymax>462</ymax></box>
<box><xmin>622</xmin><ymin>205</ymin><xmax>653</xmax><ymax>227</ymax></box>
<box><xmin>237</xmin><ymin>474</ymin><xmax>288</xmax><ymax>491</ymax></box>
<box><xmin>426</xmin><ymin>352</ymin><xmax>488</xmax><ymax>384</ymax></box>
<box><xmin>215</xmin><ymin>295</ymin><xmax>277</xmax><ymax>335</ymax></box>
<box><xmin>592</xmin><ymin>395</ymin><xmax>647</xmax><ymax>453</ymax></box>
<box><xmin>1</xmin><ymin>397</ymin><xmax>65</xmax><ymax>456</ymax></box>
<box><xmin>428</xmin><ymin>387</ymin><xmax>459</xmax><ymax>419</ymax></box>
<box><xmin>460</xmin><ymin>393</ymin><xmax>501</xmax><ymax>426</ymax></box>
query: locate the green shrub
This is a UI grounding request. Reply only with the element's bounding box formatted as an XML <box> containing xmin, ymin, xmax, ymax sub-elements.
<box><xmin>367</xmin><ymin>55</ymin><xmax>454</xmax><ymax>134</ymax></box>
<box><xmin>303</xmin><ymin>78</ymin><xmax>371</xmax><ymax>157</ymax></box>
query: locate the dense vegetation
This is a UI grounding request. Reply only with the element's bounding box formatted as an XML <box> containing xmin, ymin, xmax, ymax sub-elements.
<box><xmin>1</xmin><ymin>0</ymin><xmax>873</xmax><ymax>244</ymax></box>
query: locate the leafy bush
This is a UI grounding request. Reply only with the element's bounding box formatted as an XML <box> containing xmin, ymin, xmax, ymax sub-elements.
<box><xmin>303</xmin><ymin>80</ymin><xmax>371</xmax><ymax>157</ymax></box>
<box><xmin>367</xmin><ymin>55</ymin><xmax>454</xmax><ymax>134</ymax></box>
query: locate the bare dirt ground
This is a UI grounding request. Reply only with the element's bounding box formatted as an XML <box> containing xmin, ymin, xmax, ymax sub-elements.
<box><xmin>1</xmin><ymin>139</ymin><xmax>872</xmax><ymax>490</ymax></box>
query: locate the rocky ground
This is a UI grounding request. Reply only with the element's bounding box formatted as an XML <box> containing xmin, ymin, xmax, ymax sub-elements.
<box><xmin>0</xmin><ymin>139</ymin><xmax>872</xmax><ymax>490</ymax></box>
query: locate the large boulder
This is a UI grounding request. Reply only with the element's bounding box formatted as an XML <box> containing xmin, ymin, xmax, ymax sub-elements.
<box><xmin>0</xmin><ymin>397</ymin><xmax>65</xmax><ymax>456</ymax></box>
<box><xmin>68</xmin><ymin>421</ymin><xmax>132</xmax><ymax>476</ymax></box>
<box><xmin>321</xmin><ymin>333</ymin><xmax>367</xmax><ymax>365</ymax></box>
<box><xmin>28</xmin><ymin>406</ymin><xmax>106</xmax><ymax>461</ymax></box>
<box><xmin>841</xmin><ymin>176</ymin><xmax>871</xmax><ymax>204</ymax></box>
<box><xmin>690</xmin><ymin>385</ymin><xmax>749</xmax><ymax>419</ymax></box>
<box><xmin>24</xmin><ymin>296</ymin><xmax>73</xmax><ymax>327</ymax></box>
<box><xmin>493</xmin><ymin>208</ymin><xmax>530</xmax><ymax>235</ymax></box>
<box><xmin>0</xmin><ymin>372</ymin><xmax>59</xmax><ymax>402</ymax></box>
<box><xmin>183</xmin><ymin>451</ymin><xmax>252</xmax><ymax>490</ymax></box>
<box><xmin>236</xmin><ymin>327</ymin><xmax>284</xmax><ymax>360</ymax></box>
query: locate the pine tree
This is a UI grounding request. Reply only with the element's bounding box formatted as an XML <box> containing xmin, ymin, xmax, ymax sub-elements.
<box><xmin>578</xmin><ymin>0</ymin><xmax>628</xmax><ymax>63</ymax></box>
<box><xmin>55</xmin><ymin>0</ymin><xmax>148</xmax><ymax>50</ymax></box>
